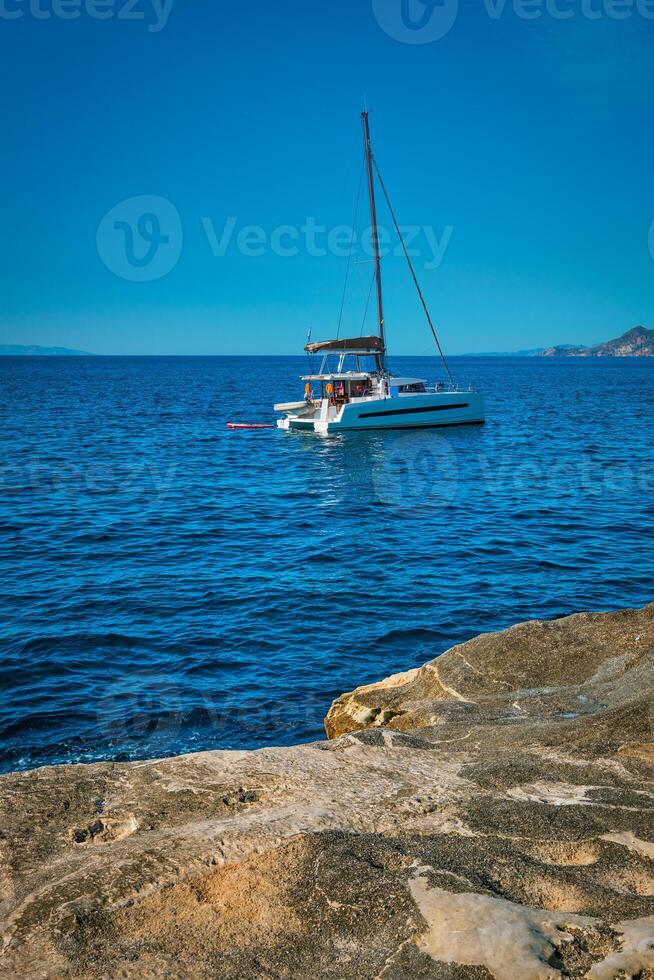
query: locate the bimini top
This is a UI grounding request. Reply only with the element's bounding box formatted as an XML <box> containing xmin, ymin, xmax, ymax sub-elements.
<box><xmin>304</xmin><ymin>336</ymin><xmax>384</xmax><ymax>355</ymax></box>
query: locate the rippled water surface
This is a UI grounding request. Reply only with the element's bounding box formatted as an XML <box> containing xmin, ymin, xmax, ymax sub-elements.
<box><xmin>2</xmin><ymin>355</ymin><xmax>653</xmax><ymax>772</ymax></box>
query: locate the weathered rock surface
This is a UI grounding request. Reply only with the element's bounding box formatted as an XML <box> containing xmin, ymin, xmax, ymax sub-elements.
<box><xmin>1</xmin><ymin>605</ymin><xmax>653</xmax><ymax>979</ymax></box>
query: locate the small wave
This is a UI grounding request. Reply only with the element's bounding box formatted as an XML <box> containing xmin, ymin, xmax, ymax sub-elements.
<box><xmin>19</xmin><ymin>633</ymin><xmax>149</xmax><ymax>655</ymax></box>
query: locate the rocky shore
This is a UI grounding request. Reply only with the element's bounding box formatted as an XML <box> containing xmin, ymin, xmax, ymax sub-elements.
<box><xmin>1</xmin><ymin>605</ymin><xmax>653</xmax><ymax>979</ymax></box>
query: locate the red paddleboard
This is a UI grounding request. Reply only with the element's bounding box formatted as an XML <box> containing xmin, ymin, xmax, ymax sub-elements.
<box><xmin>227</xmin><ymin>423</ymin><xmax>274</xmax><ymax>430</ymax></box>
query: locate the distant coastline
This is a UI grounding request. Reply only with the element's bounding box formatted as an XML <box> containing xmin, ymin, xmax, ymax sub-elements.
<box><xmin>538</xmin><ymin>325</ymin><xmax>654</xmax><ymax>357</ymax></box>
<box><xmin>4</xmin><ymin>325</ymin><xmax>652</xmax><ymax>358</ymax></box>
<box><xmin>0</xmin><ymin>345</ymin><xmax>95</xmax><ymax>356</ymax></box>
<box><xmin>466</xmin><ymin>326</ymin><xmax>654</xmax><ymax>358</ymax></box>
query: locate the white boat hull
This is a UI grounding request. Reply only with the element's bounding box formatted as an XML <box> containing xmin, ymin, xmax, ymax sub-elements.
<box><xmin>277</xmin><ymin>391</ymin><xmax>485</xmax><ymax>433</ymax></box>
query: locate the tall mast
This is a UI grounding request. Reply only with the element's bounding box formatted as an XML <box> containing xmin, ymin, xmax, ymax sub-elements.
<box><xmin>361</xmin><ymin>111</ymin><xmax>386</xmax><ymax>367</ymax></box>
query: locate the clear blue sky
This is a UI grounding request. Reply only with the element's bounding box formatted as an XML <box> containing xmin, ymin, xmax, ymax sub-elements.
<box><xmin>1</xmin><ymin>0</ymin><xmax>652</xmax><ymax>354</ymax></box>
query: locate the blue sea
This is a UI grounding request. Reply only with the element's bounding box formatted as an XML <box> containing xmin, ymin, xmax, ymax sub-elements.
<box><xmin>1</xmin><ymin>355</ymin><xmax>653</xmax><ymax>773</ymax></box>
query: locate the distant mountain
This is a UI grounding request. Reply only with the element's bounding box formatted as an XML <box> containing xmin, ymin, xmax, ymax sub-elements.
<box><xmin>539</xmin><ymin>327</ymin><xmax>654</xmax><ymax>357</ymax></box>
<box><xmin>465</xmin><ymin>344</ymin><xmax>582</xmax><ymax>357</ymax></box>
<box><xmin>0</xmin><ymin>345</ymin><xmax>95</xmax><ymax>356</ymax></box>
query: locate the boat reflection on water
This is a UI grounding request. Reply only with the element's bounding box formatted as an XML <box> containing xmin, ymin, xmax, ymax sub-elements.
<box><xmin>292</xmin><ymin>422</ymin><xmax>486</xmax><ymax>514</ymax></box>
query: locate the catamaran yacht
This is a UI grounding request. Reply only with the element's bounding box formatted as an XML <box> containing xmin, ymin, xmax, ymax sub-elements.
<box><xmin>275</xmin><ymin>112</ymin><xmax>485</xmax><ymax>433</ymax></box>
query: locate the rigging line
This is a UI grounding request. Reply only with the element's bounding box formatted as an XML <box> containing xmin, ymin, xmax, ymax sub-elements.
<box><xmin>359</xmin><ymin>268</ymin><xmax>377</xmax><ymax>337</ymax></box>
<box><xmin>371</xmin><ymin>155</ymin><xmax>456</xmax><ymax>389</ymax></box>
<box><xmin>336</xmin><ymin>152</ymin><xmax>366</xmax><ymax>341</ymax></box>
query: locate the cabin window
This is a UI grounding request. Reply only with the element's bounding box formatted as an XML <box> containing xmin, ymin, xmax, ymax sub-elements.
<box><xmin>399</xmin><ymin>382</ymin><xmax>426</xmax><ymax>393</ymax></box>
